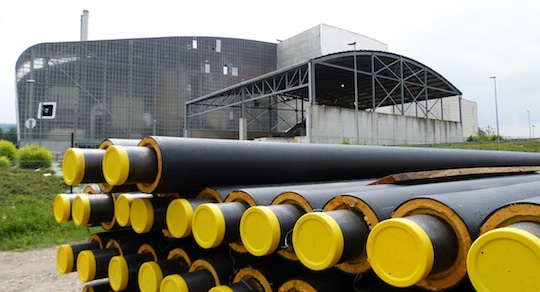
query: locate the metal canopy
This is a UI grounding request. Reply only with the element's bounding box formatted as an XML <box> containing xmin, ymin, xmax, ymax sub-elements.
<box><xmin>185</xmin><ymin>50</ymin><xmax>462</xmax><ymax>137</ymax></box>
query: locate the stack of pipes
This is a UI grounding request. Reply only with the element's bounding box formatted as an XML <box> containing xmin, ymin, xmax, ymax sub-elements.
<box><xmin>54</xmin><ymin>136</ymin><xmax>540</xmax><ymax>292</ymax></box>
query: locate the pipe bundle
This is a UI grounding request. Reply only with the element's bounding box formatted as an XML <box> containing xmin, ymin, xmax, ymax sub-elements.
<box><xmin>54</xmin><ymin>136</ymin><xmax>540</xmax><ymax>291</ymax></box>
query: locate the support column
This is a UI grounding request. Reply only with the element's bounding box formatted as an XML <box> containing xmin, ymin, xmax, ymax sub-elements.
<box><xmin>239</xmin><ymin>118</ymin><xmax>247</xmax><ymax>140</ymax></box>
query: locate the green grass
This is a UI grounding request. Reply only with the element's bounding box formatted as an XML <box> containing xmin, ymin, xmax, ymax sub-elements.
<box><xmin>0</xmin><ymin>167</ymin><xmax>102</xmax><ymax>251</ymax></box>
<box><xmin>435</xmin><ymin>139</ymin><xmax>540</xmax><ymax>152</ymax></box>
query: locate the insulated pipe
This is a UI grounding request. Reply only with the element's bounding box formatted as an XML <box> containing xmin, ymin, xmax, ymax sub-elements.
<box><xmin>240</xmin><ymin>182</ymin><xmax>394</xmax><ymax>259</ymax></box>
<box><xmin>103</xmin><ymin>145</ymin><xmax>158</xmax><ymax>187</ymax></box>
<box><xmin>230</xmin><ymin>256</ymin><xmax>307</xmax><ymax>292</ymax></box>
<box><xmin>366</xmin><ymin>180</ymin><xmax>540</xmax><ymax>290</ymax></box>
<box><xmin>467</xmin><ymin>195</ymin><xmax>540</xmax><ymax>292</ymax></box>
<box><xmin>160</xmin><ymin>252</ymin><xmax>255</xmax><ymax>292</ymax></box>
<box><xmin>192</xmin><ymin>181</ymin><xmax>373</xmax><ymax>251</ymax></box>
<box><xmin>167</xmin><ymin>185</ymin><xmax>237</xmax><ymax>239</ymax></box>
<box><xmin>292</xmin><ymin>173</ymin><xmax>540</xmax><ymax>274</ymax></box>
<box><xmin>210</xmin><ymin>279</ymin><xmax>263</xmax><ymax>292</ymax></box>
<box><xmin>138</xmin><ymin>245</ymin><xmax>229</xmax><ymax>292</ymax></box>
<box><xmin>71</xmin><ymin>193</ymin><xmax>120</xmax><ymax>229</ymax></box>
<box><xmin>277</xmin><ymin>269</ymin><xmax>357</xmax><ymax>292</ymax></box>
<box><xmin>98</xmin><ymin>138</ymin><xmax>141</xmax><ymax>193</ymax></box>
<box><xmin>62</xmin><ymin>138</ymin><xmax>139</xmax><ymax>187</ymax></box>
<box><xmin>82</xmin><ymin>279</ymin><xmax>112</xmax><ymax>292</ymax></box>
<box><xmin>56</xmin><ymin>229</ymin><xmax>136</xmax><ymax>275</ymax></box>
<box><xmin>105</xmin><ymin>136</ymin><xmax>540</xmax><ymax>194</ymax></box>
<box><xmin>130</xmin><ymin>197</ymin><xmax>174</xmax><ymax>234</ymax></box>
<box><xmin>114</xmin><ymin>193</ymin><xmax>154</xmax><ymax>227</ymax></box>
<box><xmin>54</xmin><ymin>184</ymin><xmax>101</xmax><ymax>223</ymax></box>
<box><xmin>76</xmin><ymin>232</ymin><xmax>163</xmax><ymax>282</ymax></box>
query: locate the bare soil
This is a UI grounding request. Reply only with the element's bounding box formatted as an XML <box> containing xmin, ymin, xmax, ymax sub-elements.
<box><xmin>0</xmin><ymin>246</ymin><xmax>85</xmax><ymax>292</ymax></box>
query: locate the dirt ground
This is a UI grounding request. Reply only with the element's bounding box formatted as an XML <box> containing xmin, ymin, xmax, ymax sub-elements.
<box><xmin>0</xmin><ymin>246</ymin><xmax>85</xmax><ymax>292</ymax></box>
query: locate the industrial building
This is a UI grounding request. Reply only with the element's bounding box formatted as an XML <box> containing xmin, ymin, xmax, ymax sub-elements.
<box><xmin>15</xmin><ymin>23</ymin><xmax>476</xmax><ymax>153</ymax></box>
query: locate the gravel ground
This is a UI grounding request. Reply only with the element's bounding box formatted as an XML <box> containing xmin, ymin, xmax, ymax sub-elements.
<box><xmin>0</xmin><ymin>246</ymin><xmax>85</xmax><ymax>292</ymax></box>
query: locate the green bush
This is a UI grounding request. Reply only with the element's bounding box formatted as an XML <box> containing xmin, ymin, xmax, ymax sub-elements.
<box><xmin>0</xmin><ymin>156</ymin><xmax>9</xmax><ymax>168</ymax></box>
<box><xmin>18</xmin><ymin>145</ymin><xmax>53</xmax><ymax>169</ymax></box>
<box><xmin>0</xmin><ymin>140</ymin><xmax>17</xmax><ymax>164</ymax></box>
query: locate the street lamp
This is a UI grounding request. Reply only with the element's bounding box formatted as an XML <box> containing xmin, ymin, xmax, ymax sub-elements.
<box><xmin>348</xmin><ymin>42</ymin><xmax>359</xmax><ymax>144</ymax></box>
<box><xmin>489</xmin><ymin>76</ymin><xmax>500</xmax><ymax>143</ymax></box>
<box><xmin>528</xmin><ymin>111</ymin><xmax>532</xmax><ymax>138</ymax></box>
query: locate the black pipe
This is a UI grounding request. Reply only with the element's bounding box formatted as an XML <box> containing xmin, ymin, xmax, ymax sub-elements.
<box><xmin>71</xmin><ymin>193</ymin><xmax>116</xmax><ymax>227</ymax></box>
<box><xmin>210</xmin><ymin>279</ymin><xmax>263</xmax><ymax>292</ymax></box>
<box><xmin>366</xmin><ymin>179</ymin><xmax>540</xmax><ymax>290</ymax></box>
<box><xmin>191</xmin><ymin>180</ymin><xmax>378</xmax><ymax>251</ymax></box>
<box><xmin>82</xmin><ymin>279</ymin><xmax>113</xmax><ymax>292</ymax></box>
<box><xmin>103</xmin><ymin>145</ymin><xmax>158</xmax><ymax>187</ymax></box>
<box><xmin>108</xmin><ymin>252</ymin><xmax>155</xmax><ymax>291</ymax></box>
<box><xmin>62</xmin><ymin>138</ymin><xmax>139</xmax><ymax>187</ymax></box>
<box><xmin>107</xmin><ymin>136</ymin><xmax>540</xmax><ymax>194</ymax></box>
<box><xmin>291</xmin><ymin>173</ymin><xmax>540</xmax><ymax>274</ymax></box>
<box><xmin>240</xmin><ymin>183</ymin><xmax>395</xmax><ymax>258</ymax></box>
<box><xmin>278</xmin><ymin>269</ymin><xmax>358</xmax><ymax>292</ymax></box>
<box><xmin>56</xmin><ymin>241</ymin><xmax>100</xmax><ymax>274</ymax></box>
<box><xmin>467</xmin><ymin>195</ymin><xmax>540</xmax><ymax>292</ymax></box>
<box><xmin>114</xmin><ymin>193</ymin><xmax>154</xmax><ymax>227</ymax></box>
<box><xmin>138</xmin><ymin>257</ymin><xmax>190</xmax><ymax>292</ymax></box>
<box><xmin>130</xmin><ymin>197</ymin><xmax>174</xmax><ymax>234</ymax></box>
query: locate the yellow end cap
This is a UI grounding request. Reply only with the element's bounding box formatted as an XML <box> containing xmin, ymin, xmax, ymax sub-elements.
<box><xmin>366</xmin><ymin>218</ymin><xmax>434</xmax><ymax>288</ymax></box>
<box><xmin>57</xmin><ymin>244</ymin><xmax>74</xmax><ymax>274</ymax></box>
<box><xmin>240</xmin><ymin>206</ymin><xmax>281</xmax><ymax>256</ymax></box>
<box><xmin>209</xmin><ymin>285</ymin><xmax>234</xmax><ymax>292</ymax></box>
<box><xmin>130</xmin><ymin>198</ymin><xmax>154</xmax><ymax>234</ymax></box>
<box><xmin>72</xmin><ymin>195</ymin><xmax>91</xmax><ymax>226</ymax></box>
<box><xmin>77</xmin><ymin>250</ymin><xmax>97</xmax><ymax>282</ymax></box>
<box><xmin>192</xmin><ymin>203</ymin><xmax>226</xmax><ymax>249</ymax></box>
<box><xmin>62</xmin><ymin>148</ymin><xmax>85</xmax><ymax>185</ymax></box>
<box><xmin>292</xmin><ymin>212</ymin><xmax>344</xmax><ymax>271</ymax></box>
<box><xmin>103</xmin><ymin>146</ymin><xmax>130</xmax><ymax>186</ymax></box>
<box><xmin>109</xmin><ymin>255</ymin><xmax>130</xmax><ymax>291</ymax></box>
<box><xmin>138</xmin><ymin>261</ymin><xmax>164</xmax><ymax>292</ymax></box>
<box><xmin>467</xmin><ymin>227</ymin><xmax>540</xmax><ymax>292</ymax></box>
<box><xmin>54</xmin><ymin>194</ymin><xmax>72</xmax><ymax>223</ymax></box>
<box><xmin>167</xmin><ymin>199</ymin><xmax>195</xmax><ymax>238</ymax></box>
<box><xmin>161</xmin><ymin>274</ymin><xmax>189</xmax><ymax>292</ymax></box>
<box><xmin>115</xmin><ymin>194</ymin><xmax>134</xmax><ymax>227</ymax></box>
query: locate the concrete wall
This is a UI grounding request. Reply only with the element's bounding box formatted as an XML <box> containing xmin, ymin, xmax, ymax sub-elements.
<box><xmin>309</xmin><ymin>105</ymin><xmax>464</xmax><ymax>145</ymax></box>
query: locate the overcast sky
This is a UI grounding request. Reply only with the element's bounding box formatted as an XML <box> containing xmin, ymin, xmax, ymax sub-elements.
<box><xmin>1</xmin><ymin>0</ymin><xmax>539</xmax><ymax>138</ymax></box>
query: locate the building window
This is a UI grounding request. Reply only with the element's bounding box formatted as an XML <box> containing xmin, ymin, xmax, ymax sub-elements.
<box><xmin>223</xmin><ymin>65</ymin><xmax>228</xmax><ymax>75</ymax></box>
<box><xmin>216</xmin><ymin>40</ymin><xmax>221</xmax><ymax>53</ymax></box>
<box><xmin>231</xmin><ymin>66</ymin><xmax>238</xmax><ymax>76</ymax></box>
<box><xmin>204</xmin><ymin>62</ymin><xmax>210</xmax><ymax>74</ymax></box>
<box><xmin>192</xmin><ymin>39</ymin><xmax>197</xmax><ymax>49</ymax></box>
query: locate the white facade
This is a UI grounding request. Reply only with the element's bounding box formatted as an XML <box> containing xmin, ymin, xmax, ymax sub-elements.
<box><xmin>277</xmin><ymin>24</ymin><xmax>388</xmax><ymax>68</ymax></box>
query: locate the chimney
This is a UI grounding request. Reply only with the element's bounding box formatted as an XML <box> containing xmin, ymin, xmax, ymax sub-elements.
<box><xmin>80</xmin><ymin>10</ymin><xmax>89</xmax><ymax>41</ymax></box>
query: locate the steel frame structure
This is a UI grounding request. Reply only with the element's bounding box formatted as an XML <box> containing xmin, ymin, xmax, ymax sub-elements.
<box><xmin>185</xmin><ymin>50</ymin><xmax>462</xmax><ymax>139</ymax></box>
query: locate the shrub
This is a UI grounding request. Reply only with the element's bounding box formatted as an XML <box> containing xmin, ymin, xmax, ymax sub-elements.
<box><xmin>0</xmin><ymin>139</ymin><xmax>17</xmax><ymax>164</ymax></box>
<box><xmin>18</xmin><ymin>145</ymin><xmax>53</xmax><ymax>169</ymax></box>
<box><xmin>0</xmin><ymin>156</ymin><xmax>10</xmax><ymax>168</ymax></box>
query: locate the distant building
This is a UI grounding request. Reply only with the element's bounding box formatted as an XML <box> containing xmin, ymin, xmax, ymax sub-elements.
<box><xmin>15</xmin><ymin>24</ymin><xmax>475</xmax><ymax>153</ymax></box>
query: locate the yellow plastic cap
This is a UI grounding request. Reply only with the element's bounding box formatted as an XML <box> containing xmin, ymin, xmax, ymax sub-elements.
<box><xmin>292</xmin><ymin>212</ymin><xmax>344</xmax><ymax>271</ymax></box>
<box><xmin>54</xmin><ymin>194</ymin><xmax>72</xmax><ymax>223</ymax></box>
<box><xmin>138</xmin><ymin>261</ymin><xmax>164</xmax><ymax>292</ymax></box>
<box><xmin>467</xmin><ymin>227</ymin><xmax>540</xmax><ymax>292</ymax></box>
<box><xmin>109</xmin><ymin>255</ymin><xmax>130</xmax><ymax>291</ymax></box>
<box><xmin>366</xmin><ymin>218</ymin><xmax>434</xmax><ymax>288</ymax></box>
<box><xmin>72</xmin><ymin>195</ymin><xmax>91</xmax><ymax>226</ymax></box>
<box><xmin>56</xmin><ymin>244</ymin><xmax>74</xmax><ymax>274</ymax></box>
<box><xmin>103</xmin><ymin>145</ymin><xmax>130</xmax><ymax>186</ymax></box>
<box><xmin>192</xmin><ymin>203</ymin><xmax>226</xmax><ymax>249</ymax></box>
<box><xmin>167</xmin><ymin>199</ymin><xmax>195</xmax><ymax>238</ymax></box>
<box><xmin>209</xmin><ymin>285</ymin><xmax>234</xmax><ymax>292</ymax></box>
<box><xmin>115</xmin><ymin>194</ymin><xmax>134</xmax><ymax>227</ymax></box>
<box><xmin>130</xmin><ymin>198</ymin><xmax>154</xmax><ymax>234</ymax></box>
<box><xmin>160</xmin><ymin>274</ymin><xmax>189</xmax><ymax>292</ymax></box>
<box><xmin>77</xmin><ymin>250</ymin><xmax>97</xmax><ymax>282</ymax></box>
<box><xmin>240</xmin><ymin>206</ymin><xmax>281</xmax><ymax>256</ymax></box>
<box><xmin>62</xmin><ymin>148</ymin><xmax>86</xmax><ymax>186</ymax></box>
